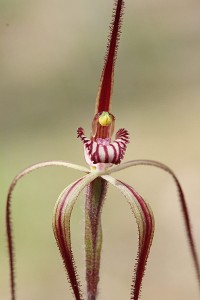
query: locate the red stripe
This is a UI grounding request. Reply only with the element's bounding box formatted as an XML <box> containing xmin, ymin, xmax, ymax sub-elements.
<box><xmin>110</xmin><ymin>143</ymin><xmax>117</xmax><ymax>164</ymax></box>
<box><xmin>55</xmin><ymin>177</ymin><xmax>84</xmax><ymax>299</ymax></box>
<box><xmin>114</xmin><ymin>141</ymin><xmax>121</xmax><ymax>163</ymax></box>
<box><xmin>104</xmin><ymin>146</ymin><xmax>109</xmax><ymax>163</ymax></box>
<box><xmin>116</xmin><ymin>179</ymin><xmax>154</xmax><ymax>300</ymax></box>
<box><xmin>96</xmin><ymin>144</ymin><xmax>100</xmax><ymax>163</ymax></box>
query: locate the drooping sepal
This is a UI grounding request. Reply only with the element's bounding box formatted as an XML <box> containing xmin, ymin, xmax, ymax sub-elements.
<box><xmin>108</xmin><ymin>159</ymin><xmax>200</xmax><ymax>286</ymax></box>
<box><xmin>102</xmin><ymin>175</ymin><xmax>155</xmax><ymax>300</ymax></box>
<box><xmin>6</xmin><ymin>160</ymin><xmax>90</xmax><ymax>300</ymax></box>
<box><xmin>52</xmin><ymin>173</ymin><xmax>98</xmax><ymax>300</ymax></box>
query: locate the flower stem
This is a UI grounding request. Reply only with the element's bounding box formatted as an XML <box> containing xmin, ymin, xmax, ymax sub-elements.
<box><xmin>85</xmin><ymin>178</ymin><xmax>107</xmax><ymax>299</ymax></box>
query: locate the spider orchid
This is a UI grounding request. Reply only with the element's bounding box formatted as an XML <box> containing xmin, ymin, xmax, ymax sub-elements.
<box><xmin>6</xmin><ymin>0</ymin><xmax>200</xmax><ymax>300</ymax></box>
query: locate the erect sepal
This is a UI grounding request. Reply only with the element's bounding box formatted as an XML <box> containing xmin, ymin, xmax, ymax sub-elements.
<box><xmin>102</xmin><ymin>175</ymin><xmax>154</xmax><ymax>300</ymax></box>
<box><xmin>96</xmin><ymin>0</ymin><xmax>125</xmax><ymax>113</ymax></box>
<box><xmin>52</xmin><ymin>173</ymin><xmax>98</xmax><ymax>300</ymax></box>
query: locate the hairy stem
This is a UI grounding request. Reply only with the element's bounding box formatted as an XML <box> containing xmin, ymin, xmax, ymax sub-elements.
<box><xmin>85</xmin><ymin>178</ymin><xmax>107</xmax><ymax>299</ymax></box>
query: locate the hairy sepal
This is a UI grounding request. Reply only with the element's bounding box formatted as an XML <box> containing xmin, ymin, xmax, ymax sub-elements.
<box><xmin>108</xmin><ymin>159</ymin><xmax>200</xmax><ymax>285</ymax></box>
<box><xmin>102</xmin><ymin>175</ymin><xmax>154</xmax><ymax>300</ymax></box>
<box><xmin>6</xmin><ymin>160</ymin><xmax>90</xmax><ymax>300</ymax></box>
<box><xmin>96</xmin><ymin>0</ymin><xmax>125</xmax><ymax>113</ymax></box>
<box><xmin>52</xmin><ymin>173</ymin><xmax>98</xmax><ymax>300</ymax></box>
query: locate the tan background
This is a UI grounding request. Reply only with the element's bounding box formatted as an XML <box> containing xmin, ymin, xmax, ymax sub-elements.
<box><xmin>1</xmin><ymin>0</ymin><xmax>200</xmax><ymax>299</ymax></box>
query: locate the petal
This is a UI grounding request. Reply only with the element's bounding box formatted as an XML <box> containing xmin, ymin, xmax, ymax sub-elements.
<box><xmin>52</xmin><ymin>172</ymin><xmax>98</xmax><ymax>300</ymax></box>
<box><xmin>102</xmin><ymin>175</ymin><xmax>154</xmax><ymax>300</ymax></box>
<box><xmin>108</xmin><ymin>159</ymin><xmax>200</xmax><ymax>286</ymax></box>
<box><xmin>6</xmin><ymin>160</ymin><xmax>90</xmax><ymax>300</ymax></box>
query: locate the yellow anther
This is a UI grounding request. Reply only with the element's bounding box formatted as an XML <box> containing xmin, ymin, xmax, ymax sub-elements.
<box><xmin>98</xmin><ymin>112</ymin><xmax>112</xmax><ymax>126</ymax></box>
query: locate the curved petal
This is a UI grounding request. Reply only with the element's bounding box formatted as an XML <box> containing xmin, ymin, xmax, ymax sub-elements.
<box><xmin>6</xmin><ymin>160</ymin><xmax>90</xmax><ymax>300</ymax></box>
<box><xmin>102</xmin><ymin>175</ymin><xmax>154</xmax><ymax>300</ymax></box>
<box><xmin>52</xmin><ymin>173</ymin><xmax>98</xmax><ymax>300</ymax></box>
<box><xmin>108</xmin><ymin>159</ymin><xmax>200</xmax><ymax>286</ymax></box>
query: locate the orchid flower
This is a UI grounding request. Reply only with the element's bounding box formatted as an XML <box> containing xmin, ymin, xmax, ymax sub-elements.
<box><xmin>6</xmin><ymin>0</ymin><xmax>200</xmax><ymax>300</ymax></box>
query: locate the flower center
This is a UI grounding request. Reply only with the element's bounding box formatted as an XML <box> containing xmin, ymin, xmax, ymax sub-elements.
<box><xmin>91</xmin><ymin>111</ymin><xmax>115</xmax><ymax>140</ymax></box>
<box><xmin>98</xmin><ymin>112</ymin><xmax>113</xmax><ymax>126</ymax></box>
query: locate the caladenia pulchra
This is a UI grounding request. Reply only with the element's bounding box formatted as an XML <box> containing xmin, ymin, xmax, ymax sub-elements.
<box><xmin>6</xmin><ymin>0</ymin><xmax>200</xmax><ymax>300</ymax></box>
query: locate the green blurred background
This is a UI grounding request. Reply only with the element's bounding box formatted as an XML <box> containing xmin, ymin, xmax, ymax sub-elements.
<box><xmin>1</xmin><ymin>0</ymin><xmax>200</xmax><ymax>299</ymax></box>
